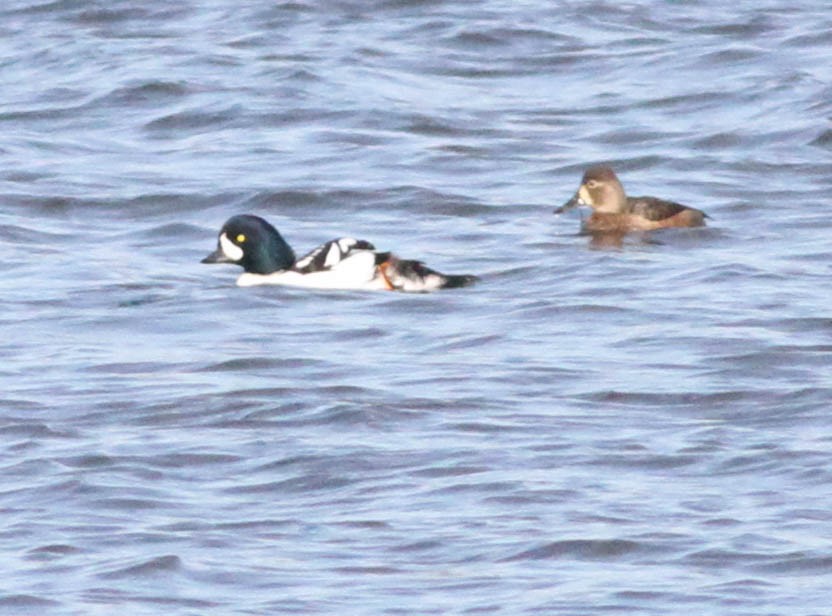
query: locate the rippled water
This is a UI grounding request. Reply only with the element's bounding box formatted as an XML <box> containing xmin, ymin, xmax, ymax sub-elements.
<box><xmin>3</xmin><ymin>1</ymin><xmax>832</xmax><ymax>614</ymax></box>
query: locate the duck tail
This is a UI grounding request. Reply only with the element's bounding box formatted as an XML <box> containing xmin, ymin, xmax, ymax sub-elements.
<box><xmin>438</xmin><ymin>273</ymin><xmax>479</xmax><ymax>289</ymax></box>
<box><xmin>378</xmin><ymin>256</ymin><xmax>477</xmax><ymax>292</ymax></box>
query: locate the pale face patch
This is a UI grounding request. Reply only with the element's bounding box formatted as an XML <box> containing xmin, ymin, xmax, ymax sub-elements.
<box><xmin>219</xmin><ymin>232</ymin><xmax>244</xmax><ymax>261</ymax></box>
<box><xmin>578</xmin><ymin>184</ymin><xmax>592</xmax><ymax>206</ymax></box>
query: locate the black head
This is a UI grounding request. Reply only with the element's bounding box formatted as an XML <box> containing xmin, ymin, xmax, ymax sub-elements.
<box><xmin>201</xmin><ymin>214</ymin><xmax>296</xmax><ymax>274</ymax></box>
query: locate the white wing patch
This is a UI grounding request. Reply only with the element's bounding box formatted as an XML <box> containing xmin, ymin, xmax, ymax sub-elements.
<box><xmin>293</xmin><ymin>238</ymin><xmax>375</xmax><ymax>274</ymax></box>
<box><xmin>324</xmin><ymin>242</ymin><xmax>342</xmax><ymax>268</ymax></box>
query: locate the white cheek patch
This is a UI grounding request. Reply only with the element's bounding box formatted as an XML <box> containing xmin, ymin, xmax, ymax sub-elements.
<box><xmin>219</xmin><ymin>232</ymin><xmax>244</xmax><ymax>261</ymax></box>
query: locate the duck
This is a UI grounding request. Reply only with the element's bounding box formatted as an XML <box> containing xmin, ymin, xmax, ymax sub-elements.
<box><xmin>554</xmin><ymin>165</ymin><xmax>708</xmax><ymax>233</ymax></box>
<box><xmin>201</xmin><ymin>214</ymin><xmax>477</xmax><ymax>292</ymax></box>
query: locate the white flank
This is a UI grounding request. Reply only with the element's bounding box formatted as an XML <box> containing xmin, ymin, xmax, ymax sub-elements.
<box><xmin>236</xmin><ymin>250</ymin><xmax>385</xmax><ymax>290</ymax></box>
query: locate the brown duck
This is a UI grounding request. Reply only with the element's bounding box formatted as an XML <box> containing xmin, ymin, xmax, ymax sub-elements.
<box><xmin>555</xmin><ymin>166</ymin><xmax>708</xmax><ymax>233</ymax></box>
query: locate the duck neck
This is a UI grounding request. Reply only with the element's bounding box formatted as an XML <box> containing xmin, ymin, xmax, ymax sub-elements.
<box><xmin>244</xmin><ymin>230</ymin><xmax>296</xmax><ymax>274</ymax></box>
<box><xmin>596</xmin><ymin>182</ymin><xmax>628</xmax><ymax>213</ymax></box>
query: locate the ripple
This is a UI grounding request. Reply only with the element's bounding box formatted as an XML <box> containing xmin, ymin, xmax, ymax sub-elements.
<box><xmin>0</xmin><ymin>595</ymin><xmax>60</xmax><ymax>609</ymax></box>
<box><xmin>99</xmin><ymin>555</ymin><xmax>183</xmax><ymax>580</ymax></box>
<box><xmin>503</xmin><ymin>539</ymin><xmax>646</xmax><ymax>562</ymax></box>
<box><xmin>97</xmin><ymin>81</ymin><xmax>190</xmax><ymax>107</ymax></box>
<box><xmin>26</xmin><ymin>543</ymin><xmax>83</xmax><ymax>560</ymax></box>
<box><xmin>144</xmin><ymin>106</ymin><xmax>243</xmax><ymax>133</ymax></box>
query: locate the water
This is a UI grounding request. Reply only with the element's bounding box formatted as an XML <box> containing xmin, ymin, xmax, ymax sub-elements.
<box><xmin>2</xmin><ymin>1</ymin><xmax>832</xmax><ymax>614</ymax></box>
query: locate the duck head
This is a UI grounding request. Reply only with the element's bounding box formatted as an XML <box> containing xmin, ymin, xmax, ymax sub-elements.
<box><xmin>202</xmin><ymin>214</ymin><xmax>296</xmax><ymax>274</ymax></box>
<box><xmin>555</xmin><ymin>165</ymin><xmax>628</xmax><ymax>214</ymax></box>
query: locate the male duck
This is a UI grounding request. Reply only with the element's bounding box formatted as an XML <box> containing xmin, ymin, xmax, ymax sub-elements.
<box><xmin>202</xmin><ymin>214</ymin><xmax>477</xmax><ymax>292</ymax></box>
<box><xmin>555</xmin><ymin>165</ymin><xmax>708</xmax><ymax>233</ymax></box>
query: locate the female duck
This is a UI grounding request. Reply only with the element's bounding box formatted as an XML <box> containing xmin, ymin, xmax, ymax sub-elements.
<box><xmin>202</xmin><ymin>214</ymin><xmax>477</xmax><ymax>292</ymax></box>
<box><xmin>555</xmin><ymin>166</ymin><xmax>708</xmax><ymax>233</ymax></box>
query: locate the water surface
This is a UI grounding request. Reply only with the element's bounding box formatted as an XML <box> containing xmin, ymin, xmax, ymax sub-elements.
<box><xmin>2</xmin><ymin>1</ymin><xmax>832</xmax><ymax>614</ymax></box>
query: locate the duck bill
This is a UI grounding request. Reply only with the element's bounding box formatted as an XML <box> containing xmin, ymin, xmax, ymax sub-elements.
<box><xmin>554</xmin><ymin>192</ymin><xmax>581</xmax><ymax>214</ymax></box>
<box><xmin>201</xmin><ymin>247</ymin><xmax>233</xmax><ymax>264</ymax></box>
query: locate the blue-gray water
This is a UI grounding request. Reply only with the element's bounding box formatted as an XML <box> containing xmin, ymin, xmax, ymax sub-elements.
<box><xmin>2</xmin><ymin>1</ymin><xmax>832</xmax><ymax>614</ymax></box>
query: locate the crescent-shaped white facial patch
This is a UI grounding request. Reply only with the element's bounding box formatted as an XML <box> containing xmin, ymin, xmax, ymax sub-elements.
<box><xmin>219</xmin><ymin>232</ymin><xmax>244</xmax><ymax>261</ymax></box>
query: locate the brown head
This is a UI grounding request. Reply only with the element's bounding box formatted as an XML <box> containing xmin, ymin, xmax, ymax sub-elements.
<box><xmin>555</xmin><ymin>165</ymin><xmax>628</xmax><ymax>214</ymax></box>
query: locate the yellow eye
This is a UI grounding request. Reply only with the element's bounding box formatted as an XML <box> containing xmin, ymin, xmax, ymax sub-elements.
<box><xmin>236</xmin><ymin>234</ymin><xmax>246</xmax><ymax>243</ymax></box>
